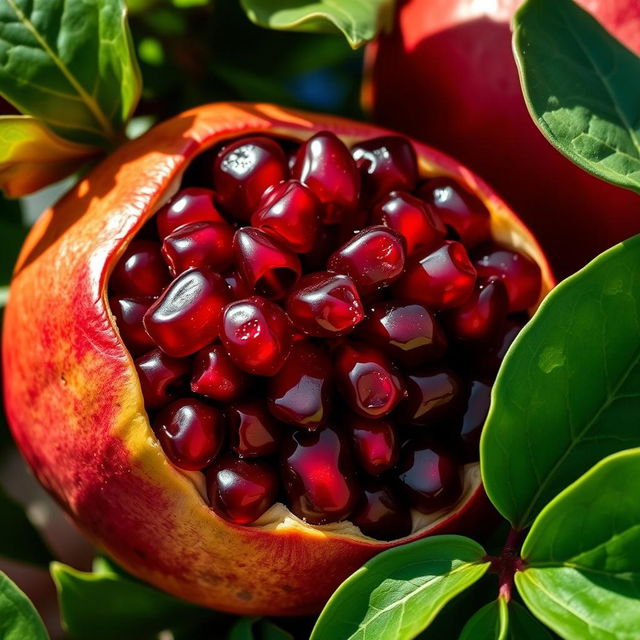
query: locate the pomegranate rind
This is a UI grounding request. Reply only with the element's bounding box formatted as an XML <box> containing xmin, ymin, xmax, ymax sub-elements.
<box><xmin>2</xmin><ymin>103</ymin><xmax>553</xmax><ymax>615</ymax></box>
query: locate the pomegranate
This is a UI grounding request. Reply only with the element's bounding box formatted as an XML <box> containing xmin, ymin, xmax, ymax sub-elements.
<box><xmin>366</xmin><ymin>0</ymin><xmax>640</xmax><ymax>278</ymax></box>
<box><xmin>2</xmin><ymin>103</ymin><xmax>553</xmax><ymax>615</ymax></box>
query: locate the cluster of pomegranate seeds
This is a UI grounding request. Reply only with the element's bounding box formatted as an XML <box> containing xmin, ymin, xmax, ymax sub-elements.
<box><xmin>109</xmin><ymin>131</ymin><xmax>542</xmax><ymax>540</ymax></box>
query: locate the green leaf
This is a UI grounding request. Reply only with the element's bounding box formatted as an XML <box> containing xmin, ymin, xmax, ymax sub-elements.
<box><xmin>459</xmin><ymin>599</ymin><xmax>552</xmax><ymax>639</ymax></box>
<box><xmin>481</xmin><ymin>234</ymin><xmax>640</xmax><ymax>528</ymax></box>
<box><xmin>0</xmin><ymin>572</ymin><xmax>49</xmax><ymax>640</ymax></box>
<box><xmin>513</xmin><ymin>0</ymin><xmax>640</xmax><ymax>194</ymax></box>
<box><xmin>311</xmin><ymin>536</ymin><xmax>490</xmax><ymax>640</ymax></box>
<box><xmin>0</xmin><ymin>0</ymin><xmax>141</xmax><ymax>147</ymax></box>
<box><xmin>0</xmin><ymin>486</ymin><xmax>52</xmax><ymax>566</ymax></box>
<box><xmin>459</xmin><ymin>599</ymin><xmax>508</xmax><ymax>640</ymax></box>
<box><xmin>51</xmin><ymin>561</ymin><xmax>211</xmax><ymax>639</ymax></box>
<box><xmin>259</xmin><ymin>621</ymin><xmax>294</xmax><ymax>640</ymax></box>
<box><xmin>228</xmin><ymin>617</ymin><xmax>259</xmax><ymax>640</ymax></box>
<box><xmin>416</xmin><ymin>575</ymin><xmax>495</xmax><ymax>639</ymax></box>
<box><xmin>516</xmin><ymin>448</ymin><xmax>640</xmax><ymax>639</ymax></box>
<box><xmin>240</xmin><ymin>0</ymin><xmax>394</xmax><ymax>49</ymax></box>
<box><xmin>0</xmin><ymin>116</ymin><xmax>98</xmax><ymax>197</ymax></box>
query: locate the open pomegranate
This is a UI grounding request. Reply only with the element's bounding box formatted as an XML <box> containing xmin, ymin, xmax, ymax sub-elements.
<box><xmin>2</xmin><ymin>103</ymin><xmax>553</xmax><ymax>615</ymax></box>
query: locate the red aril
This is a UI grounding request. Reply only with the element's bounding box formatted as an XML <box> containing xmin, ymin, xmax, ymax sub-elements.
<box><xmin>213</xmin><ymin>136</ymin><xmax>287</xmax><ymax>221</ymax></box>
<box><xmin>292</xmin><ymin>132</ymin><xmax>360</xmax><ymax>222</ymax></box>
<box><xmin>156</xmin><ymin>187</ymin><xmax>226</xmax><ymax>238</ymax></box>
<box><xmin>286</xmin><ymin>272</ymin><xmax>364</xmax><ymax>337</ymax></box>
<box><xmin>281</xmin><ymin>426</ymin><xmax>359</xmax><ymax>524</ymax></box>
<box><xmin>228</xmin><ymin>401</ymin><xmax>282</xmax><ymax>458</ymax></box>
<box><xmin>233</xmin><ymin>227</ymin><xmax>301</xmax><ymax>300</ymax></box>
<box><xmin>393</xmin><ymin>241</ymin><xmax>476</xmax><ymax>309</ymax></box>
<box><xmin>191</xmin><ymin>343</ymin><xmax>249</xmax><ymax>403</ymax></box>
<box><xmin>162</xmin><ymin>221</ymin><xmax>234</xmax><ymax>276</ymax></box>
<box><xmin>266</xmin><ymin>342</ymin><xmax>332</xmax><ymax>430</ymax></box>
<box><xmin>351</xmin><ymin>136</ymin><xmax>418</xmax><ymax>204</ymax></box>
<box><xmin>207</xmin><ymin>455</ymin><xmax>278</xmax><ymax>524</ymax></box>
<box><xmin>220</xmin><ymin>297</ymin><xmax>292</xmax><ymax>376</ymax></box>
<box><xmin>143</xmin><ymin>268</ymin><xmax>230</xmax><ymax>357</ymax></box>
<box><xmin>111</xmin><ymin>240</ymin><xmax>169</xmax><ymax>297</ymax></box>
<box><xmin>251</xmin><ymin>180</ymin><xmax>321</xmax><ymax>253</ymax></box>
<box><xmin>347</xmin><ymin>415</ymin><xmax>398</xmax><ymax>475</ymax></box>
<box><xmin>154</xmin><ymin>398</ymin><xmax>224</xmax><ymax>471</ymax></box>
<box><xmin>371</xmin><ymin>190</ymin><xmax>446</xmax><ymax>255</ymax></box>
<box><xmin>351</xmin><ymin>480</ymin><xmax>412</xmax><ymax>540</ymax></box>
<box><xmin>328</xmin><ymin>226</ymin><xmax>406</xmax><ymax>296</ymax></box>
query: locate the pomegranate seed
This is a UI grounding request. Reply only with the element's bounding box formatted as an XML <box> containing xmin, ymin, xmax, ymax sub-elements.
<box><xmin>286</xmin><ymin>272</ymin><xmax>364</xmax><ymax>338</ymax></box>
<box><xmin>351</xmin><ymin>480</ymin><xmax>412</xmax><ymax>540</ymax></box>
<box><xmin>267</xmin><ymin>342</ymin><xmax>332</xmax><ymax>430</ymax></box>
<box><xmin>352</xmin><ymin>136</ymin><xmax>418</xmax><ymax>204</ymax></box>
<box><xmin>281</xmin><ymin>426</ymin><xmax>358</xmax><ymax>524</ymax></box>
<box><xmin>207</xmin><ymin>454</ymin><xmax>278</xmax><ymax>524</ymax></box>
<box><xmin>419</xmin><ymin>178</ymin><xmax>491</xmax><ymax>248</ymax></box>
<box><xmin>110</xmin><ymin>296</ymin><xmax>156</xmax><ymax>355</ymax></box>
<box><xmin>143</xmin><ymin>268</ymin><xmax>230</xmax><ymax>357</ymax></box>
<box><xmin>443</xmin><ymin>279</ymin><xmax>509</xmax><ymax>343</ymax></box>
<box><xmin>473</xmin><ymin>246</ymin><xmax>542</xmax><ymax>312</ymax></box>
<box><xmin>223</xmin><ymin>271</ymin><xmax>252</xmax><ymax>299</ymax></box>
<box><xmin>220</xmin><ymin>297</ymin><xmax>292</xmax><ymax>376</ymax></box>
<box><xmin>371</xmin><ymin>191</ymin><xmax>446</xmax><ymax>256</ymax></box>
<box><xmin>213</xmin><ymin>136</ymin><xmax>287</xmax><ymax>221</ymax></box>
<box><xmin>135</xmin><ymin>348</ymin><xmax>190</xmax><ymax>409</ymax></box>
<box><xmin>328</xmin><ymin>226</ymin><xmax>406</xmax><ymax>296</ymax></box>
<box><xmin>393</xmin><ymin>241</ymin><xmax>476</xmax><ymax>309</ymax></box>
<box><xmin>472</xmin><ymin>320</ymin><xmax>525</xmax><ymax>376</ymax></box>
<box><xmin>335</xmin><ymin>342</ymin><xmax>404</xmax><ymax>418</ymax></box>
<box><xmin>228</xmin><ymin>401</ymin><xmax>282</xmax><ymax>458</ymax></box>
<box><xmin>458</xmin><ymin>379</ymin><xmax>491</xmax><ymax>462</ymax></box>
<box><xmin>110</xmin><ymin>240</ymin><xmax>169</xmax><ymax>297</ymax></box>
<box><xmin>156</xmin><ymin>188</ymin><xmax>225</xmax><ymax>239</ymax></box>
<box><xmin>347</xmin><ymin>415</ymin><xmax>398</xmax><ymax>475</ymax></box>
<box><xmin>356</xmin><ymin>301</ymin><xmax>447</xmax><ymax>367</ymax></box>
<box><xmin>233</xmin><ymin>227</ymin><xmax>301</xmax><ymax>300</ymax></box>
<box><xmin>161</xmin><ymin>221</ymin><xmax>234</xmax><ymax>276</ymax></box>
<box><xmin>396</xmin><ymin>369</ymin><xmax>463</xmax><ymax>425</ymax></box>
<box><xmin>251</xmin><ymin>180</ymin><xmax>321</xmax><ymax>253</ymax></box>
<box><xmin>191</xmin><ymin>343</ymin><xmax>249</xmax><ymax>403</ymax></box>
<box><xmin>154</xmin><ymin>398</ymin><xmax>224</xmax><ymax>471</ymax></box>
<box><xmin>396</xmin><ymin>440</ymin><xmax>463</xmax><ymax>513</ymax></box>
<box><xmin>291</xmin><ymin>131</ymin><xmax>360</xmax><ymax>222</ymax></box>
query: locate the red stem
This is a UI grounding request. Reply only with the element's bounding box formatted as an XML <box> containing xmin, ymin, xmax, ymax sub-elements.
<box><xmin>485</xmin><ymin>528</ymin><xmax>526</xmax><ymax>602</ymax></box>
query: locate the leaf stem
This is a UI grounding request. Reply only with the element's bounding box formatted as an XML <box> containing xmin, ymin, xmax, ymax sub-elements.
<box><xmin>485</xmin><ymin>528</ymin><xmax>527</xmax><ymax>602</ymax></box>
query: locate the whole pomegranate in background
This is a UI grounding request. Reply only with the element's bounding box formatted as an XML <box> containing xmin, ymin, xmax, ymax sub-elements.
<box><xmin>2</xmin><ymin>103</ymin><xmax>552</xmax><ymax>615</ymax></box>
<box><xmin>366</xmin><ymin>0</ymin><xmax>640</xmax><ymax>279</ymax></box>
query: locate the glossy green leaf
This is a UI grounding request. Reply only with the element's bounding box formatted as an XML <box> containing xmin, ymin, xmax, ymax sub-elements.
<box><xmin>481</xmin><ymin>234</ymin><xmax>640</xmax><ymax>528</ymax></box>
<box><xmin>459</xmin><ymin>599</ymin><xmax>508</xmax><ymax>640</ymax></box>
<box><xmin>0</xmin><ymin>486</ymin><xmax>52</xmax><ymax>566</ymax></box>
<box><xmin>416</xmin><ymin>575</ymin><xmax>495</xmax><ymax>639</ymax></box>
<box><xmin>228</xmin><ymin>618</ymin><xmax>259</xmax><ymax>640</ymax></box>
<box><xmin>240</xmin><ymin>0</ymin><xmax>394</xmax><ymax>49</ymax></box>
<box><xmin>0</xmin><ymin>572</ymin><xmax>49</xmax><ymax>640</ymax></box>
<box><xmin>259</xmin><ymin>621</ymin><xmax>294</xmax><ymax>640</ymax></box>
<box><xmin>311</xmin><ymin>536</ymin><xmax>490</xmax><ymax>640</ymax></box>
<box><xmin>514</xmin><ymin>0</ymin><xmax>640</xmax><ymax>193</ymax></box>
<box><xmin>0</xmin><ymin>0</ymin><xmax>141</xmax><ymax>147</ymax></box>
<box><xmin>51</xmin><ymin>562</ymin><xmax>210</xmax><ymax>639</ymax></box>
<box><xmin>459</xmin><ymin>599</ymin><xmax>552</xmax><ymax>639</ymax></box>
<box><xmin>0</xmin><ymin>116</ymin><xmax>98</xmax><ymax>197</ymax></box>
<box><xmin>516</xmin><ymin>448</ymin><xmax>640</xmax><ymax>639</ymax></box>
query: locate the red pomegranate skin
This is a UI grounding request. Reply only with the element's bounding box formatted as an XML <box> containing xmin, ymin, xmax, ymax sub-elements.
<box><xmin>2</xmin><ymin>103</ymin><xmax>553</xmax><ymax>616</ymax></box>
<box><xmin>366</xmin><ymin>0</ymin><xmax>640</xmax><ymax>278</ymax></box>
